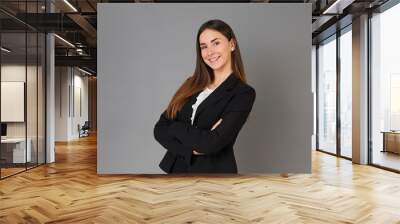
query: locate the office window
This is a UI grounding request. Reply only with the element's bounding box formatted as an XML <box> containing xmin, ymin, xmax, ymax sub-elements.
<box><xmin>371</xmin><ymin>2</ymin><xmax>400</xmax><ymax>171</ymax></box>
<box><xmin>318</xmin><ymin>35</ymin><xmax>337</xmax><ymax>154</ymax></box>
<box><xmin>340</xmin><ymin>27</ymin><xmax>352</xmax><ymax>158</ymax></box>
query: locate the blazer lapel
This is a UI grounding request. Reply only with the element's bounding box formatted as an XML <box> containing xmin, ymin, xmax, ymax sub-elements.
<box><xmin>192</xmin><ymin>73</ymin><xmax>239</xmax><ymax>125</ymax></box>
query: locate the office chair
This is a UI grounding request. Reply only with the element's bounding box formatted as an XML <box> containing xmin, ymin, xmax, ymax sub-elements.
<box><xmin>79</xmin><ymin>121</ymin><xmax>90</xmax><ymax>138</ymax></box>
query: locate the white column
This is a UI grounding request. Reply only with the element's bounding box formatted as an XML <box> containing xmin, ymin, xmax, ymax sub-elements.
<box><xmin>46</xmin><ymin>33</ymin><xmax>55</xmax><ymax>163</ymax></box>
<box><xmin>46</xmin><ymin>1</ymin><xmax>55</xmax><ymax>163</ymax></box>
<box><xmin>352</xmin><ymin>14</ymin><xmax>369</xmax><ymax>164</ymax></box>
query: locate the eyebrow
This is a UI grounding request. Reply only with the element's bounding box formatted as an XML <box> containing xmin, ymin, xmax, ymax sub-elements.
<box><xmin>200</xmin><ymin>38</ymin><xmax>220</xmax><ymax>46</ymax></box>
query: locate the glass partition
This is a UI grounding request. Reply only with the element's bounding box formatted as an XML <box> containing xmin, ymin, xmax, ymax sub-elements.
<box><xmin>38</xmin><ymin>32</ymin><xmax>45</xmax><ymax>165</ymax></box>
<box><xmin>27</xmin><ymin>31</ymin><xmax>38</xmax><ymax>169</ymax></box>
<box><xmin>0</xmin><ymin>1</ymin><xmax>46</xmax><ymax>179</ymax></box>
<box><xmin>0</xmin><ymin>31</ymin><xmax>28</xmax><ymax>177</ymax></box>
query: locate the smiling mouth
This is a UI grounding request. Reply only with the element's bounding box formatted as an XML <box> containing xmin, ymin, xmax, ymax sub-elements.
<box><xmin>208</xmin><ymin>56</ymin><xmax>220</xmax><ymax>64</ymax></box>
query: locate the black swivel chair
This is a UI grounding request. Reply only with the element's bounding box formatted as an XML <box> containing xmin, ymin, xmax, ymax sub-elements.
<box><xmin>78</xmin><ymin>121</ymin><xmax>90</xmax><ymax>138</ymax></box>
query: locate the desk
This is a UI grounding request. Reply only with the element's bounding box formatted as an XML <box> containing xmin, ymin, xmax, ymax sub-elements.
<box><xmin>1</xmin><ymin>138</ymin><xmax>32</xmax><ymax>163</ymax></box>
<box><xmin>381</xmin><ymin>131</ymin><xmax>400</xmax><ymax>154</ymax></box>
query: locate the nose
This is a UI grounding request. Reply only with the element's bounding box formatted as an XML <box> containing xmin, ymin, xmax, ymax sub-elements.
<box><xmin>206</xmin><ymin>48</ymin><xmax>215</xmax><ymax>58</ymax></box>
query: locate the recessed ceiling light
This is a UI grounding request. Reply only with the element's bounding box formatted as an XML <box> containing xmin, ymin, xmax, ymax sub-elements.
<box><xmin>63</xmin><ymin>0</ymin><xmax>78</xmax><ymax>12</ymax></box>
<box><xmin>1</xmin><ymin>47</ymin><xmax>11</xmax><ymax>53</ymax></box>
<box><xmin>54</xmin><ymin>34</ymin><xmax>75</xmax><ymax>48</ymax></box>
<box><xmin>78</xmin><ymin>67</ymin><xmax>93</xmax><ymax>76</ymax></box>
<box><xmin>323</xmin><ymin>0</ymin><xmax>343</xmax><ymax>14</ymax></box>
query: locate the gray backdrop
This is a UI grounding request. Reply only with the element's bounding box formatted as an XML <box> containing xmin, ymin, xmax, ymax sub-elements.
<box><xmin>98</xmin><ymin>3</ymin><xmax>312</xmax><ymax>174</ymax></box>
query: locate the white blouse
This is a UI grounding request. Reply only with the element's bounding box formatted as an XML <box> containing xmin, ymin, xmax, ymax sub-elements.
<box><xmin>191</xmin><ymin>87</ymin><xmax>214</xmax><ymax>125</ymax></box>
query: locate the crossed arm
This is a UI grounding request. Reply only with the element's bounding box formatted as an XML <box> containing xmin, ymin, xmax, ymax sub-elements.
<box><xmin>153</xmin><ymin>110</ymin><xmax>194</xmax><ymax>165</ymax></box>
<box><xmin>154</xmin><ymin>87</ymin><xmax>256</xmax><ymax>161</ymax></box>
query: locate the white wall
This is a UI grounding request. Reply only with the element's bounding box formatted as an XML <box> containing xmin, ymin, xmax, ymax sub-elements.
<box><xmin>55</xmin><ymin>66</ymin><xmax>70</xmax><ymax>141</ymax></box>
<box><xmin>55</xmin><ymin>67</ymin><xmax>89</xmax><ymax>141</ymax></box>
<box><xmin>1</xmin><ymin>65</ymin><xmax>38</xmax><ymax>137</ymax></box>
<box><xmin>1</xmin><ymin>65</ymin><xmax>26</xmax><ymax>132</ymax></box>
<box><xmin>1</xmin><ymin>63</ymin><xmax>46</xmax><ymax>164</ymax></box>
<box><xmin>72</xmin><ymin>73</ymin><xmax>89</xmax><ymax>138</ymax></box>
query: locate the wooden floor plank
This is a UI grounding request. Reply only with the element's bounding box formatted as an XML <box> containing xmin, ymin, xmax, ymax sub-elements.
<box><xmin>0</xmin><ymin>133</ymin><xmax>400</xmax><ymax>223</ymax></box>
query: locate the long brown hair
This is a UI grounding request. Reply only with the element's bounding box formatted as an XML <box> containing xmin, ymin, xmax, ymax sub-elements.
<box><xmin>166</xmin><ymin>19</ymin><xmax>247</xmax><ymax>119</ymax></box>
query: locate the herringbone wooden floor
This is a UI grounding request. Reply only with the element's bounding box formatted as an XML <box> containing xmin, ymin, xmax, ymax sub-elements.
<box><xmin>1</xmin><ymin>134</ymin><xmax>400</xmax><ymax>224</ymax></box>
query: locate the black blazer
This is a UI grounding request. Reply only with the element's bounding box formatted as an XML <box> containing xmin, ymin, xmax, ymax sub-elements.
<box><xmin>154</xmin><ymin>73</ymin><xmax>256</xmax><ymax>174</ymax></box>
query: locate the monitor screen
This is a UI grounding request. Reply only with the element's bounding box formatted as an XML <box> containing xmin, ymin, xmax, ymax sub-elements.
<box><xmin>1</xmin><ymin>123</ymin><xmax>7</xmax><ymax>137</ymax></box>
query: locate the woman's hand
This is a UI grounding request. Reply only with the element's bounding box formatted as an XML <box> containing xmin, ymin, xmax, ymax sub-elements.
<box><xmin>193</xmin><ymin>118</ymin><xmax>223</xmax><ymax>155</ymax></box>
<box><xmin>193</xmin><ymin>150</ymin><xmax>204</xmax><ymax>155</ymax></box>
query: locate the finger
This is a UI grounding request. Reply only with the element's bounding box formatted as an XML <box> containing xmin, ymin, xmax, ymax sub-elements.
<box><xmin>211</xmin><ymin>119</ymin><xmax>223</xmax><ymax>130</ymax></box>
<box><xmin>214</xmin><ymin>119</ymin><xmax>222</xmax><ymax>126</ymax></box>
<box><xmin>193</xmin><ymin>150</ymin><xmax>204</xmax><ymax>155</ymax></box>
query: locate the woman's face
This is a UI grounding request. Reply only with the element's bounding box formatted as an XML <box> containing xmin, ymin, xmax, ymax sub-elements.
<box><xmin>199</xmin><ymin>29</ymin><xmax>235</xmax><ymax>72</ymax></box>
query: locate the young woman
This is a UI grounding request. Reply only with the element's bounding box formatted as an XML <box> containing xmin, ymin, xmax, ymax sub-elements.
<box><xmin>154</xmin><ymin>19</ymin><xmax>256</xmax><ymax>174</ymax></box>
